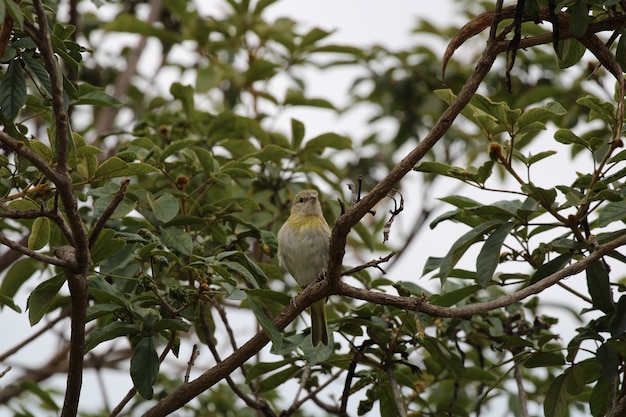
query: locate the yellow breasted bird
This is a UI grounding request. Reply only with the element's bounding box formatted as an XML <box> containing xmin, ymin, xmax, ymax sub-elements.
<box><xmin>277</xmin><ymin>189</ymin><xmax>331</xmax><ymax>346</ymax></box>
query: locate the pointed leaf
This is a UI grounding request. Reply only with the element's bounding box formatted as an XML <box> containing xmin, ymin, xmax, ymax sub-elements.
<box><xmin>586</xmin><ymin>261</ymin><xmax>615</xmax><ymax>314</ymax></box>
<box><xmin>27</xmin><ymin>273</ymin><xmax>66</xmax><ymax>325</ymax></box>
<box><xmin>476</xmin><ymin>222</ymin><xmax>515</xmax><ymax>287</ymax></box>
<box><xmin>28</xmin><ymin>217</ymin><xmax>50</xmax><ymax>250</ymax></box>
<box><xmin>85</xmin><ymin>321</ymin><xmax>140</xmax><ymax>352</ymax></box>
<box><xmin>0</xmin><ymin>59</ymin><xmax>27</xmax><ymax>120</ymax></box>
<box><xmin>131</xmin><ymin>336</ymin><xmax>160</xmax><ymax>399</ymax></box>
<box><xmin>439</xmin><ymin>220</ymin><xmax>501</xmax><ymax>283</ymax></box>
<box><xmin>304</xmin><ymin>133</ymin><xmax>351</xmax><ymax>153</ymax></box>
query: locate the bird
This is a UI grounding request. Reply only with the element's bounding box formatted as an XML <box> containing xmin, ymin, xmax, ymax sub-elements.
<box><xmin>277</xmin><ymin>189</ymin><xmax>331</xmax><ymax>346</ymax></box>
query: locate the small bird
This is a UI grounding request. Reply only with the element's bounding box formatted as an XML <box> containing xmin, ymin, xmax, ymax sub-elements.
<box><xmin>277</xmin><ymin>189</ymin><xmax>331</xmax><ymax>346</ymax></box>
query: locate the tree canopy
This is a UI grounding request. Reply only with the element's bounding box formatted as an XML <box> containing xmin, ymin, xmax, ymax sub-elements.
<box><xmin>2</xmin><ymin>0</ymin><xmax>626</xmax><ymax>416</ymax></box>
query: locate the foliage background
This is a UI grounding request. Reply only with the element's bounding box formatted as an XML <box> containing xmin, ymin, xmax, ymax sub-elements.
<box><xmin>2</xmin><ymin>0</ymin><xmax>626</xmax><ymax>417</ymax></box>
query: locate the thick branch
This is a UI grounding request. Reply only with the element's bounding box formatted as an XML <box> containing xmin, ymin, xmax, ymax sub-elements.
<box><xmin>0</xmin><ymin>231</ymin><xmax>67</xmax><ymax>267</ymax></box>
<box><xmin>327</xmin><ymin>37</ymin><xmax>502</xmax><ymax>287</ymax></box>
<box><xmin>142</xmin><ymin>283</ymin><xmax>325</xmax><ymax>417</ymax></box>
<box><xmin>0</xmin><ymin>206</ymin><xmax>74</xmax><ymax>244</ymax></box>
<box><xmin>31</xmin><ymin>0</ymin><xmax>69</xmax><ymax>171</ymax></box>
<box><xmin>337</xmin><ymin>232</ymin><xmax>626</xmax><ymax>317</ymax></box>
<box><xmin>0</xmin><ymin>131</ymin><xmax>63</xmax><ymax>184</ymax></box>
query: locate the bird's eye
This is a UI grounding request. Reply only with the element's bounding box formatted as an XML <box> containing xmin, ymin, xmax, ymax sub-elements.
<box><xmin>298</xmin><ymin>197</ymin><xmax>305</xmax><ymax>203</ymax></box>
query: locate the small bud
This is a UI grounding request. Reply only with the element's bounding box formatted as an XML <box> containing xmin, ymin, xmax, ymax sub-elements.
<box><xmin>175</xmin><ymin>175</ymin><xmax>189</xmax><ymax>191</ymax></box>
<box><xmin>488</xmin><ymin>142</ymin><xmax>503</xmax><ymax>162</ymax></box>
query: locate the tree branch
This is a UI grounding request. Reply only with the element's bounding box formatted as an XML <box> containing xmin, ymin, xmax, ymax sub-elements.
<box><xmin>0</xmin><ymin>131</ymin><xmax>63</xmax><ymax>184</ymax></box>
<box><xmin>337</xmin><ymin>232</ymin><xmax>626</xmax><ymax>317</ymax></box>
<box><xmin>0</xmin><ymin>231</ymin><xmax>68</xmax><ymax>267</ymax></box>
<box><xmin>327</xmin><ymin>31</ymin><xmax>502</xmax><ymax>289</ymax></box>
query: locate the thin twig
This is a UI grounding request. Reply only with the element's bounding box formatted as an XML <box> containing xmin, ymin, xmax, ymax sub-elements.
<box><xmin>341</xmin><ymin>252</ymin><xmax>396</xmax><ymax>276</ymax></box>
<box><xmin>0</xmin><ymin>366</ymin><xmax>11</xmax><ymax>379</ymax></box>
<box><xmin>341</xmin><ymin>341</ymin><xmax>374</xmax><ymax>416</ymax></box>
<box><xmin>89</xmin><ymin>178</ymin><xmax>130</xmax><ymax>248</ymax></box>
<box><xmin>514</xmin><ymin>363</ymin><xmax>530</xmax><ymax>417</ymax></box>
<box><xmin>184</xmin><ymin>344</ymin><xmax>199</xmax><ymax>384</ymax></box>
<box><xmin>288</xmin><ymin>369</ymin><xmax>344</xmax><ymax>415</ymax></box>
<box><xmin>386</xmin><ymin>363</ymin><xmax>408</xmax><ymax>417</ymax></box>
<box><xmin>383</xmin><ymin>190</ymin><xmax>404</xmax><ymax>243</ymax></box>
<box><xmin>338</xmin><ymin>232</ymin><xmax>626</xmax><ymax>318</ymax></box>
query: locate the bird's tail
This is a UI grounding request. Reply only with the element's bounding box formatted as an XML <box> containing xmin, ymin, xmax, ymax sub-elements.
<box><xmin>310</xmin><ymin>299</ymin><xmax>329</xmax><ymax>346</ymax></box>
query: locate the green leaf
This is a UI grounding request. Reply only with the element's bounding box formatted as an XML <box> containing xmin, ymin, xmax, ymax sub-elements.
<box><xmin>94</xmin><ymin>157</ymin><xmax>130</xmax><ymax>180</ymax></box>
<box><xmin>569</xmin><ymin>0</ymin><xmax>589</xmax><ymax>38</ymax></box>
<box><xmin>153</xmin><ymin>318</ymin><xmax>191</xmax><ymax>332</ymax></box>
<box><xmin>245</xmin><ymin>358</ymin><xmax>298</xmax><ymax>382</ymax></box>
<box><xmin>241</xmin><ymin>144</ymin><xmax>293</xmax><ymax>163</ymax></box>
<box><xmin>1</xmin><ymin>258</ymin><xmax>39</xmax><ymax>309</ymax></box>
<box><xmin>245</xmin><ymin>58</ymin><xmax>279</xmax><ymax>82</ymax></box>
<box><xmin>104</xmin><ymin>13</ymin><xmax>180</xmax><ymax>44</ymax></box>
<box><xmin>85</xmin><ymin>321</ymin><xmax>140</xmax><ymax>352</ymax></box>
<box><xmin>597</xmin><ymin>342</ymin><xmax>619</xmax><ymax>380</ymax></box>
<box><xmin>194</xmin><ymin>147</ymin><xmax>218</xmax><ymax>175</ymax></box>
<box><xmin>421</xmin><ymin>335</ymin><xmax>464</xmax><ymax>377</ymax></box>
<box><xmin>247</xmin><ymin>291</ymin><xmax>284</xmax><ymax>351</ymax></box>
<box><xmin>554</xmin><ymin>129</ymin><xmax>588</xmax><ymax>148</ymax></box>
<box><xmin>28</xmin><ymin>217</ymin><xmax>50</xmax><ymax>250</ymax></box>
<box><xmin>91</xmin><ymin>229</ymin><xmax>126</xmax><ymax>264</ymax></box>
<box><xmin>590</xmin><ymin>379</ymin><xmax>611</xmax><ymax>417</ymax></box>
<box><xmin>3</xmin><ymin>0</ymin><xmax>24</xmax><ymax>29</ymax></box>
<box><xmin>87</xmin><ymin>274</ymin><xmax>130</xmax><ymax>308</ymax></box>
<box><xmin>300</xmin><ymin>27</ymin><xmax>332</xmax><ymax>47</ymax></box>
<box><xmin>304</xmin><ymin>133</ymin><xmax>351</xmax><ymax>153</ymax></box>
<box><xmin>577</xmin><ymin>96</ymin><xmax>616</xmax><ymax>127</ymax></box>
<box><xmin>0</xmin><ymin>59</ymin><xmax>27</xmax><ymax>120</ymax></box>
<box><xmin>27</xmin><ymin>273</ymin><xmax>66</xmax><ymax>326</ymax></box>
<box><xmin>556</xmin><ymin>38</ymin><xmax>586</xmax><ymax>69</ymax></box>
<box><xmin>291</xmin><ymin>118</ymin><xmax>305</xmax><ymax>148</ymax></box>
<box><xmin>517</xmin><ymin>102</ymin><xmax>566</xmax><ymax>132</ymax></box>
<box><xmin>586</xmin><ymin>261</ymin><xmax>615</xmax><ymax>314</ymax></box>
<box><xmin>123</xmin><ymin>162</ymin><xmax>160</xmax><ymax>176</ymax></box>
<box><xmin>609</xmin><ymin>295</ymin><xmax>626</xmax><ymax>336</ymax></box>
<box><xmin>161</xmin><ymin>226</ymin><xmax>193</xmax><ymax>256</ymax></box>
<box><xmin>93</xmin><ymin>195</ymin><xmax>136</xmax><ymax>220</ymax></box>
<box><xmin>159</xmin><ymin>139</ymin><xmax>198</xmax><ymax>162</ymax></box>
<box><xmin>521</xmin><ymin>183</ymin><xmax>557</xmax><ymax>208</ymax></box>
<box><xmin>530</xmin><ymin>253</ymin><xmax>574</xmax><ymax>284</ymax></box>
<box><xmin>438</xmin><ymin>220</ymin><xmax>502</xmax><ymax>283</ymax></box>
<box><xmin>476</xmin><ymin>222</ymin><xmax>514</xmax><ymax>287</ymax></box>
<box><xmin>257</xmin><ymin>366</ymin><xmax>301</xmax><ymax>393</ymax></box>
<box><xmin>524</xmin><ymin>351</ymin><xmax>565</xmax><ymax>368</ymax></box>
<box><xmin>76</xmin><ymin>83</ymin><xmax>123</xmax><ymax>107</ymax></box>
<box><xmin>20</xmin><ymin>380</ymin><xmax>59</xmax><ymax>411</ymax></box>
<box><xmin>283</xmin><ymin>88</ymin><xmax>335</xmax><ymax>109</ymax></box>
<box><xmin>0</xmin><ymin>293</ymin><xmax>21</xmax><ymax>312</ymax></box>
<box><xmin>21</xmin><ymin>52</ymin><xmax>53</xmax><ymax>97</ymax></box>
<box><xmin>527</xmin><ymin>150</ymin><xmax>557</xmax><ymax>166</ymax></box>
<box><xmin>428</xmin><ymin>284</ymin><xmax>481</xmax><ymax>307</ymax></box>
<box><xmin>544</xmin><ymin>374</ymin><xmax>568</xmax><ymax>417</ymax></box>
<box><xmin>148</xmin><ymin>192</ymin><xmax>179</xmax><ymax>223</ymax></box>
<box><xmin>131</xmin><ymin>336</ymin><xmax>160</xmax><ymax>399</ymax></box>
<box><xmin>598</xmin><ymin>201</ymin><xmax>626</xmax><ymax>227</ymax></box>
